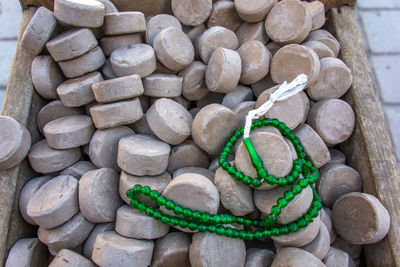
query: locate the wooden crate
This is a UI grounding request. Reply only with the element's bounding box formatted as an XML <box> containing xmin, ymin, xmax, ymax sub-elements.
<box><xmin>1</xmin><ymin>1</ymin><xmax>399</xmax><ymax>266</ymax></box>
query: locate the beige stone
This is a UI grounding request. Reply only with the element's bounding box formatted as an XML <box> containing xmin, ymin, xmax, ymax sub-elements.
<box><xmin>146</xmin><ymin>98</ymin><xmax>192</xmax><ymax>145</ymax></box>
<box><xmin>5</xmin><ymin>238</ymin><xmax>47</xmax><ymax>267</ymax></box>
<box><xmin>324</xmin><ymin>247</ymin><xmax>356</xmax><ymax>267</ymax></box>
<box><xmin>189</xmin><ymin>232</ymin><xmax>246</xmax><ymax>267</ymax></box>
<box><xmin>236</xmin><ymin>21</ymin><xmax>269</xmax><ymax>45</ymax></box>
<box><xmin>97</xmin><ymin>0</ymin><xmax>118</xmax><ymax>13</ymax></box>
<box><xmin>266</xmin><ymin>42</ymin><xmax>282</xmax><ymax>56</ymax></box>
<box><xmin>37</xmin><ymin>100</ymin><xmax>84</xmax><ymax>134</ymax></box>
<box><xmin>171</xmin><ymin>0</ymin><xmax>212</xmax><ymax>26</ymax></box>
<box><xmin>192</xmin><ymin>104</ymin><xmax>238</xmax><ymax>154</ymax></box>
<box><xmin>89</xmin><ymin>126</ymin><xmax>133</xmax><ymax>169</ymax></box>
<box><xmin>186</xmin><ymin>24</ymin><xmax>206</xmax><ymax>43</ymax></box>
<box><xmin>21</xmin><ymin>7</ymin><xmax>57</xmax><ymax>56</ymax></box>
<box><xmin>270</xmin><ymin>44</ymin><xmax>320</xmax><ymax>87</ymax></box>
<box><xmin>320</xmin><ymin>208</ymin><xmax>336</xmax><ymax>243</ymax></box>
<box><xmin>207</xmin><ymin>1</ymin><xmax>242</xmax><ymax>31</ymax></box>
<box><xmin>233</xmin><ymin>101</ymin><xmax>256</xmax><ymax>127</ymax></box>
<box><xmin>146</xmin><ymin>14</ymin><xmax>182</xmax><ymax>45</ymax></box>
<box><xmin>92</xmin><ymin>231</ymin><xmax>154</xmax><ymax>267</ymax></box>
<box><xmin>155</xmin><ymin>61</ymin><xmax>179</xmax><ymax>75</ymax></box>
<box><xmin>306</xmin><ymin>29</ymin><xmax>340</xmax><ymax>57</ymax></box>
<box><xmin>31</xmin><ymin>56</ymin><xmax>64</xmax><ymax>99</ymax></box>
<box><xmin>271</xmin><ymin>247</ymin><xmax>325</xmax><ymax>267</ymax></box>
<box><xmin>255</xmin><ymin>85</ymin><xmax>309</xmax><ymax>129</ymax></box>
<box><xmin>307</xmin><ymin>57</ymin><xmax>353</xmax><ymax>101</ymax></box>
<box><xmin>301</xmin><ymin>222</ymin><xmax>330</xmax><ymax>260</ymax></box>
<box><xmin>46</xmin><ymin>28</ymin><xmax>98</xmax><ymax>62</ymax></box>
<box><xmin>235</xmin><ymin>0</ymin><xmax>276</xmax><ymax>22</ymax></box>
<box><xmin>61</xmin><ymin>161</ymin><xmax>96</xmax><ymax>178</ymax></box>
<box><xmin>151</xmin><ymin>232</ymin><xmax>191</xmax><ymax>267</ymax></box>
<box><xmin>139</xmin><ymin>95</ymin><xmax>151</xmax><ymax>112</ymax></box>
<box><xmin>57</xmin><ymin>72</ymin><xmax>102</xmax><ymax>107</ymax></box>
<box><xmin>128</xmin><ymin>115</ymin><xmax>155</xmax><ymax>136</ymax></box>
<box><xmin>83</xmin><ymin>222</ymin><xmax>115</xmax><ymax>259</ymax></box>
<box><xmin>178</xmin><ymin>61</ymin><xmax>208</xmax><ymax>101</ymax></box>
<box><xmin>331</xmin><ymin>237</ymin><xmax>361</xmax><ymax>259</ymax></box>
<box><xmin>317</xmin><ymin>163</ymin><xmax>362</xmax><ymax>207</ymax></box>
<box><xmin>153</xmin><ymin>27</ymin><xmax>195</xmax><ymax>71</ymax></box>
<box><xmin>293</xmin><ymin>123</ymin><xmax>331</xmax><ymax>168</ymax></box>
<box><xmin>206</xmin><ymin>47</ymin><xmax>241</xmax><ymax>93</ymax></box>
<box><xmin>197</xmin><ymin>26</ymin><xmax>239</xmax><ymax>63</ymax></box>
<box><xmin>328</xmin><ymin>148</ymin><xmax>346</xmax><ymax>164</ymax></box>
<box><xmin>92</xmin><ymin>74</ymin><xmax>144</xmax><ymax>103</ymax></box>
<box><xmin>162</xmin><ymin>173</ymin><xmax>220</xmax><ymax>217</ymax></box>
<box><xmin>307</xmin><ymin>99</ymin><xmax>355</xmax><ymax>146</ymax></box>
<box><xmin>238</xmin><ymin>40</ymin><xmax>271</xmax><ymax>85</ymax></box>
<box><xmin>235</xmin><ymin>131</ymin><xmax>292</xmax><ymax>180</ymax></box>
<box><xmin>143</xmin><ymin>74</ymin><xmax>183</xmax><ymax>97</ymax></box>
<box><xmin>44</xmin><ymin>115</ymin><xmax>95</xmax><ymax>149</ymax></box>
<box><xmin>38</xmin><ymin>212</ymin><xmax>95</xmax><ymax>252</ymax></box>
<box><xmin>302</xmin><ymin>40</ymin><xmax>335</xmax><ymax>59</ymax></box>
<box><xmin>58</xmin><ymin>46</ymin><xmax>106</xmax><ymax>79</ymax></box>
<box><xmin>79</xmin><ymin>168</ymin><xmax>122</xmax><ymax>223</ymax></box>
<box><xmin>28</xmin><ymin>139</ymin><xmax>81</xmax><ymax>174</ymax></box>
<box><xmin>254</xmin><ymin>186</ymin><xmax>313</xmax><ymax>224</ymax></box>
<box><xmin>101</xmin><ymin>58</ymin><xmax>117</xmax><ymax>79</ymax></box>
<box><xmin>305</xmin><ymin>1</ymin><xmax>326</xmax><ymax>30</ymax></box>
<box><xmin>118</xmin><ymin>134</ymin><xmax>170</xmax><ymax>176</ymax></box>
<box><xmin>104</xmin><ymin>12</ymin><xmax>146</xmax><ymax>35</ymax></box>
<box><xmin>214</xmin><ymin>166</ymin><xmax>255</xmax><ymax>216</ymax></box>
<box><xmin>27</xmin><ymin>175</ymin><xmax>78</xmax><ymax>229</ymax></box>
<box><xmin>244</xmin><ymin>248</ymin><xmax>274</xmax><ymax>267</ymax></box>
<box><xmin>172</xmin><ymin>96</ymin><xmax>191</xmax><ymax>109</ymax></box>
<box><xmin>49</xmin><ymin>249</ymin><xmax>94</xmax><ymax>267</ymax></box>
<box><xmin>110</xmin><ymin>44</ymin><xmax>156</xmax><ymax>77</ymax></box>
<box><xmin>173</xmin><ymin>167</ymin><xmax>215</xmax><ymax>182</ymax></box>
<box><xmin>54</xmin><ymin>0</ymin><xmax>105</xmax><ymax>28</ymax></box>
<box><xmin>90</xmin><ymin>98</ymin><xmax>143</xmax><ymax>129</ymax></box>
<box><xmin>116</xmin><ymin>205</ymin><xmax>169</xmax><ymax>239</ymax></box>
<box><xmin>251</xmin><ymin>75</ymin><xmax>276</xmax><ymax>97</ymax></box>
<box><xmin>332</xmin><ymin>192</ymin><xmax>391</xmax><ymax>245</ymax></box>
<box><xmin>168</xmin><ymin>141</ymin><xmax>209</xmax><ymax>173</ymax></box>
<box><xmin>100</xmin><ymin>34</ymin><xmax>142</xmax><ymax>57</ymax></box>
<box><xmin>272</xmin><ymin>216</ymin><xmax>321</xmax><ymax>247</ymax></box>
<box><xmin>265</xmin><ymin>0</ymin><xmax>312</xmax><ymax>44</ymax></box>
<box><xmin>0</xmin><ymin>116</ymin><xmax>32</xmax><ymax>170</ymax></box>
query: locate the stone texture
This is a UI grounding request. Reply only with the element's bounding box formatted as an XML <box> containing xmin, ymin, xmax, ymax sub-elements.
<box><xmin>61</xmin><ymin>161</ymin><xmax>97</xmax><ymax>178</ymax></box>
<box><xmin>192</xmin><ymin>104</ymin><xmax>238</xmax><ymax>154</ymax></box>
<box><xmin>178</xmin><ymin>61</ymin><xmax>209</xmax><ymax>101</ymax></box>
<box><xmin>306</xmin><ymin>29</ymin><xmax>341</xmax><ymax>57</ymax></box>
<box><xmin>143</xmin><ymin>74</ymin><xmax>183</xmax><ymax>97</ymax></box>
<box><xmin>323</xmin><ymin>247</ymin><xmax>356</xmax><ymax>267</ymax></box>
<box><xmin>54</xmin><ymin>0</ymin><xmax>105</xmax><ymax>28</ymax></box>
<box><xmin>331</xmin><ymin>237</ymin><xmax>361</xmax><ymax>259</ymax></box>
<box><xmin>251</xmin><ymin>75</ymin><xmax>276</xmax><ymax>97</ymax></box>
<box><xmin>49</xmin><ymin>249</ymin><xmax>94</xmax><ymax>267</ymax></box>
<box><xmin>173</xmin><ymin>167</ymin><xmax>215</xmax><ymax>182</ymax></box>
<box><xmin>151</xmin><ymin>232</ymin><xmax>191</xmax><ymax>267</ymax></box>
<box><xmin>79</xmin><ymin>168</ymin><xmax>122</xmax><ymax>223</ymax></box>
<box><xmin>90</xmin><ymin>98</ymin><xmax>143</xmax><ymax>129</ymax></box>
<box><xmin>82</xmin><ymin>222</ymin><xmax>115</xmax><ymax>259</ymax></box>
<box><xmin>233</xmin><ymin>101</ymin><xmax>256</xmax><ymax>127</ymax></box>
<box><xmin>301</xmin><ymin>222</ymin><xmax>331</xmax><ymax>260</ymax></box>
<box><xmin>332</xmin><ymin>192</ymin><xmax>391</xmax><ymax>245</ymax></box>
<box><xmin>46</xmin><ymin>28</ymin><xmax>98</xmax><ymax>62</ymax></box>
<box><xmin>302</xmin><ymin>40</ymin><xmax>335</xmax><ymax>59</ymax></box>
<box><xmin>92</xmin><ymin>231</ymin><xmax>154</xmax><ymax>267</ymax></box>
<box><xmin>189</xmin><ymin>232</ymin><xmax>246</xmax><ymax>267</ymax></box>
<box><xmin>100</xmin><ymin>34</ymin><xmax>142</xmax><ymax>57</ymax></box>
<box><xmin>168</xmin><ymin>141</ymin><xmax>209</xmax><ymax>173</ymax></box>
<box><xmin>31</xmin><ymin>55</ymin><xmax>64</xmax><ymax>99</ymax></box>
<box><xmin>235</xmin><ymin>0</ymin><xmax>276</xmax><ymax>23</ymax></box>
<box><xmin>271</xmin><ymin>247</ymin><xmax>325</xmax><ymax>267</ymax></box>
<box><xmin>305</xmin><ymin>0</ymin><xmax>326</xmax><ymax>30</ymax></box>
<box><xmin>110</xmin><ymin>44</ymin><xmax>156</xmax><ymax>78</ymax></box>
<box><xmin>146</xmin><ymin>14</ymin><xmax>182</xmax><ymax>45</ymax></box>
<box><xmin>207</xmin><ymin>0</ymin><xmax>242</xmax><ymax>31</ymax></box>
<box><xmin>0</xmin><ymin>116</ymin><xmax>32</xmax><ymax>170</ymax></box>
<box><xmin>5</xmin><ymin>238</ymin><xmax>47</xmax><ymax>267</ymax></box>
<box><xmin>116</xmin><ymin>205</ymin><xmax>169</xmax><ymax>239</ymax></box>
<box><xmin>171</xmin><ymin>0</ymin><xmax>212</xmax><ymax>26</ymax></box>
<box><xmin>118</xmin><ymin>134</ymin><xmax>170</xmax><ymax>176</ymax></box>
<box><xmin>236</xmin><ymin>21</ymin><xmax>269</xmax><ymax>46</ymax></box>
<box><xmin>104</xmin><ymin>12</ymin><xmax>146</xmax><ymax>35</ymax></box>
<box><xmin>244</xmin><ymin>248</ymin><xmax>275</xmax><ymax>267</ymax></box>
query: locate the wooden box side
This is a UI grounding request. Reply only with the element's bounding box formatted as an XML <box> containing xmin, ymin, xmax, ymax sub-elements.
<box><xmin>330</xmin><ymin>6</ymin><xmax>400</xmax><ymax>266</ymax></box>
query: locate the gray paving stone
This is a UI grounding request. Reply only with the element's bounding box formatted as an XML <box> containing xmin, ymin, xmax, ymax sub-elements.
<box><xmin>0</xmin><ymin>40</ymin><xmax>17</xmax><ymax>87</ymax></box>
<box><xmin>359</xmin><ymin>10</ymin><xmax>400</xmax><ymax>53</ymax></box>
<box><xmin>370</xmin><ymin>55</ymin><xmax>400</xmax><ymax>104</ymax></box>
<box><xmin>0</xmin><ymin>0</ymin><xmax>22</xmax><ymax>39</ymax></box>
<box><xmin>383</xmin><ymin>105</ymin><xmax>400</xmax><ymax>161</ymax></box>
<box><xmin>0</xmin><ymin>89</ymin><xmax>5</xmax><ymax>112</ymax></box>
<box><xmin>357</xmin><ymin>0</ymin><xmax>400</xmax><ymax>9</ymax></box>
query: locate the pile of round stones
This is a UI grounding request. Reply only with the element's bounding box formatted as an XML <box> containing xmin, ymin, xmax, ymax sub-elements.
<box><xmin>1</xmin><ymin>0</ymin><xmax>390</xmax><ymax>266</ymax></box>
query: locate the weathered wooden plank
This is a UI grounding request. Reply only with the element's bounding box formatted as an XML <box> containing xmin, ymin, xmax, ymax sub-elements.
<box><xmin>330</xmin><ymin>6</ymin><xmax>400</xmax><ymax>267</ymax></box>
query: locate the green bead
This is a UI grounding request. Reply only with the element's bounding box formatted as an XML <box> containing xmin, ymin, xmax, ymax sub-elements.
<box><xmin>312</xmin><ymin>200</ymin><xmax>323</xmax><ymax>210</ymax></box>
<box><xmin>299</xmin><ymin>179</ymin><xmax>308</xmax><ymax>188</ymax></box>
<box><xmin>130</xmin><ymin>199</ymin><xmax>139</xmax><ymax>208</ymax></box>
<box><xmin>299</xmin><ymin>152</ymin><xmax>306</xmax><ymax>159</ymax></box>
<box><xmin>257</xmin><ymin>168</ymin><xmax>268</xmax><ymax>179</ymax></box>
<box><xmin>251</xmin><ymin>179</ymin><xmax>262</xmax><ymax>188</ymax></box>
<box><xmin>192</xmin><ymin>211</ymin><xmax>202</xmax><ymax>221</ymax></box>
<box><xmin>283</xmin><ymin>127</ymin><xmax>291</xmax><ymax>136</ymax></box>
<box><xmin>225</xmin><ymin>141</ymin><xmax>233</xmax><ymax>148</ymax></box>
<box><xmin>286</xmin><ymin>175</ymin><xmax>295</xmax><ymax>184</ymax></box>
<box><xmin>138</xmin><ymin>203</ymin><xmax>147</xmax><ymax>212</ymax></box>
<box><xmin>294</xmin><ymin>164</ymin><xmax>302</xmax><ymax>173</ymax></box>
<box><xmin>287</xmin><ymin>133</ymin><xmax>296</xmax><ymax>141</ymax></box>
<box><xmin>291</xmin><ymin>185</ymin><xmax>302</xmax><ymax>195</ymax></box>
<box><xmin>244</xmin><ymin>219</ymin><xmax>252</xmax><ymax>227</ymax></box>
<box><xmin>271</xmin><ymin>119</ymin><xmax>279</xmax><ymax>126</ymax></box>
<box><xmin>217</xmin><ymin>227</ymin><xmax>225</xmax><ymax>236</ymax></box>
<box><xmin>235</xmin><ymin>171</ymin><xmax>244</xmax><ymax>181</ymax></box>
<box><xmin>132</xmin><ymin>184</ymin><xmax>142</xmax><ymax>194</ymax></box>
<box><xmin>296</xmin><ymin>218</ymin><xmax>307</xmax><ymax>228</ymax></box>
<box><xmin>239</xmin><ymin>230</ymin><xmax>247</xmax><ymax>240</ymax></box>
<box><xmin>255</xmin><ymin>231</ymin><xmax>263</xmax><ymax>240</ymax></box>
<box><xmin>271</xmin><ymin>206</ymin><xmax>282</xmax><ymax>216</ymax></box>
<box><xmin>230</xmin><ymin>136</ymin><xmax>238</xmax><ymax>143</ymax></box>
<box><xmin>245</xmin><ymin>232</ymin><xmax>254</xmax><ymax>240</ymax></box>
<box><xmin>225</xmin><ymin>228</ymin><xmax>234</xmax><ymax>238</ymax></box>
<box><xmin>284</xmin><ymin>191</ymin><xmax>295</xmax><ymax>201</ymax></box>
<box><xmin>208</xmin><ymin>225</ymin><xmax>217</xmax><ymax>233</ymax></box>
<box><xmin>126</xmin><ymin>189</ymin><xmax>134</xmax><ymax>199</ymax></box>
<box><xmin>239</xmin><ymin>127</ymin><xmax>244</xmax><ymax>135</ymax></box>
<box><xmin>234</xmin><ymin>130</ymin><xmax>242</xmax><ymax>138</ymax></box>
<box><xmin>277</xmin><ymin>198</ymin><xmax>288</xmax><ymax>208</ymax></box>
<box><xmin>212</xmin><ymin>215</ymin><xmax>222</xmax><ymax>224</ymax></box>
<box><xmin>165</xmin><ymin>200</ymin><xmax>175</xmax><ymax>210</ymax></box>
<box><xmin>292</xmin><ymin>138</ymin><xmax>300</xmax><ymax>146</ymax></box>
<box><xmin>179</xmin><ymin>220</ymin><xmax>188</xmax><ymax>228</ymax></box>
<box><xmin>232</xmin><ymin>229</ymin><xmax>240</xmax><ymax>238</ymax></box>
<box><xmin>153</xmin><ymin>211</ymin><xmax>162</xmax><ymax>220</ymax></box>
<box><xmin>222</xmin><ymin>162</ymin><xmax>230</xmax><ymax>170</ymax></box>
<box><xmin>201</xmin><ymin>212</ymin><xmax>212</xmax><ymax>223</ymax></box>
<box><xmin>304</xmin><ymin>214</ymin><xmax>313</xmax><ymax>223</ymax></box>
<box><xmin>288</xmin><ymin>222</ymin><xmax>298</xmax><ymax>232</ymax></box>
<box><xmin>308</xmin><ymin>208</ymin><xmax>319</xmax><ymax>218</ymax></box>
<box><xmin>262</xmin><ymin>230</ymin><xmax>271</xmax><ymax>238</ymax></box>
<box><xmin>199</xmin><ymin>225</ymin><xmax>207</xmax><ymax>232</ymax></box>
<box><xmin>236</xmin><ymin>217</ymin><xmax>244</xmax><ymax>224</ymax></box>
<box><xmin>279</xmin><ymin>226</ymin><xmax>289</xmax><ymax>235</ymax></box>
<box><xmin>266</xmin><ymin>176</ymin><xmax>277</xmax><ymax>185</ymax></box>
<box><xmin>141</xmin><ymin>186</ymin><xmax>151</xmax><ymax>195</ymax></box>
<box><xmin>222</xmin><ymin>147</ymin><xmax>231</xmax><ymax>154</ymax></box>
<box><xmin>170</xmin><ymin>218</ymin><xmax>179</xmax><ymax>226</ymax></box>
<box><xmin>264</xmin><ymin>214</ymin><xmax>277</xmax><ymax>225</ymax></box>
<box><xmin>271</xmin><ymin>227</ymin><xmax>279</xmax><ymax>236</ymax></box>
<box><xmin>183</xmin><ymin>208</ymin><xmax>193</xmax><ymax>218</ymax></box>
<box><xmin>189</xmin><ymin>223</ymin><xmax>198</xmax><ymax>231</ymax></box>
<box><xmin>157</xmin><ymin>196</ymin><xmax>166</xmax><ymax>206</ymax></box>
<box><xmin>255</xmin><ymin>120</ymin><xmax>262</xmax><ymax>128</ymax></box>
<box><xmin>149</xmin><ymin>190</ymin><xmax>159</xmax><ymax>200</ymax></box>
<box><xmin>161</xmin><ymin>216</ymin><xmax>170</xmax><ymax>224</ymax></box>
<box><xmin>145</xmin><ymin>207</ymin><xmax>154</xmax><ymax>216</ymax></box>
<box><xmin>218</xmin><ymin>158</ymin><xmax>225</xmax><ymax>167</ymax></box>
<box><xmin>228</xmin><ymin>167</ymin><xmax>236</xmax><ymax>175</ymax></box>
<box><xmin>243</xmin><ymin>176</ymin><xmax>252</xmax><ymax>185</ymax></box>
<box><xmin>174</xmin><ymin>205</ymin><xmax>184</xmax><ymax>215</ymax></box>
<box><xmin>304</xmin><ymin>161</ymin><xmax>313</xmax><ymax>168</ymax></box>
<box><xmin>277</xmin><ymin>178</ymin><xmax>287</xmax><ymax>187</ymax></box>
<box><xmin>290</xmin><ymin>171</ymin><xmax>299</xmax><ymax>179</ymax></box>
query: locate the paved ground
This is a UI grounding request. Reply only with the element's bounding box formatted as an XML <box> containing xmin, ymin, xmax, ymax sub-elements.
<box><xmin>0</xmin><ymin>0</ymin><xmax>399</xmax><ymax>164</ymax></box>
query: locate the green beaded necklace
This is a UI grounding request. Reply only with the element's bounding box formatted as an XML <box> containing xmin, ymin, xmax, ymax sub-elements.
<box><xmin>126</xmin><ymin>117</ymin><xmax>323</xmax><ymax>241</ymax></box>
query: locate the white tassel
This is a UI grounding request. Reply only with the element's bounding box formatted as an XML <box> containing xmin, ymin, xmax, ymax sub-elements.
<box><xmin>243</xmin><ymin>74</ymin><xmax>309</xmax><ymax>138</ymax></box>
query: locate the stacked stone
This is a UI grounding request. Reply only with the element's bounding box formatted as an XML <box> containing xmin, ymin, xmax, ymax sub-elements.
<box><xmin>3</xmin><ymin>0</ymin><xmax>390</xmax><ymax>266</ymax></box>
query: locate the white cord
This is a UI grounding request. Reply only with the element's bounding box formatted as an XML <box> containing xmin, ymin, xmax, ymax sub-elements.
<box><xmin>243</xmin><ymin>74</ymin><xmax>309</xmax><ymax>138</ymax></box>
